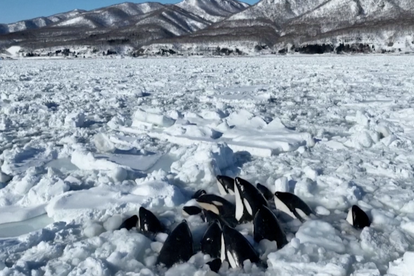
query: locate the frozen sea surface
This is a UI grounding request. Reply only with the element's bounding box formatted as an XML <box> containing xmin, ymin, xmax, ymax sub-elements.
<box><xmin>1</xmin><ymin>55</ymin><xmax>414</xmax><ymax>275</ymax></box>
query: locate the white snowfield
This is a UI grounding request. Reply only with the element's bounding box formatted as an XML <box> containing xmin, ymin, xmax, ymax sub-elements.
<box><xmin>1</xmin><ymin>55</ymin><xmax>414</xmax><ymax>275</ymax></box>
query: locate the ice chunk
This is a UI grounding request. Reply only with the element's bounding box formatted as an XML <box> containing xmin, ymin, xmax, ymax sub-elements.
<box><xmin>388</xmin><ymin>251</ymin><xmax>414</xmax><ymax>276</ymax></box>
<box><xmin>0</xmin><ymin>171</ymin><xmax>12</xmax><ymax>183</ymax></box>
<box><xmin>296</xmin><ymin>220</ymin><xmax>345</xmax><ymax>253</ymax></box>
<box><xmin>94</xmin><ymin>133</ymin><xmax>116</xmax><ymax>153</ymax></box>
<box><xmin>132</xmin><ymin>109</ymin><xmax>175</xmax><ymax>127</ymax></box>
<box><xmin>170</xmin><ymin>143</ymin><xmax>234</xmax><ymax>185</ymax></box>
<box><xmin>84</xmin><ymin>221</ymin><xmax>105</xmax><ymax>238</ymax></box>
<box><xmin>103</xmin><ymin>215</ymin><xmax>123</xmax><ymax>231</ymax></box>
<box><xmin>64</xmin><ymin>111</ymin><xmax>85</xmax><ymax>128</ymax></box>
<box><xmin>275</xmin><ymin>177</ymin><xmax>289</xmax><ymax>192</ymax></box>
<box><xmin>266</xmin><ymin>117</ymin><xmax>286</xmax><ymax>130</ymax></box>
<box><xmin>71</xmin><ymin>150</ymin><xmax>120</xmax><ymax>171</ymax></box>
<box><xmin>303</xmin><ymin>166</ymin><xmax>318</xmax><ymax>181</ymax></box>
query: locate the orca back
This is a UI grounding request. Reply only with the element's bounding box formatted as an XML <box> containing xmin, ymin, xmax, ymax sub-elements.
<box><xmin>216</xmin><ymin>175</ymin><xmax>235</xmax><ymax>195</ymax></box>
<box><xmin>118</xmin><ymin>215</ymin><xmax>138</xmax><ymax>231</ymax></box>
<box><xmin>221</xmin><ymin>225</ymin><xmax>260</xmax><ymax>268</ymax></box>
<box><xmin>234</xmin><ymin>177</ymin><xmax>268</xmax><ymax>222</ymax></box>
<box><xmin>254</xmin><ymin>206</ymin><xmax>287</xmax><ymax>248</ymax></box>
<box><xmin>157</xmin><ymin>220</ymin><xmax>193</xmax><ymax>268</ymax></box>
<box><xmin>256</xmin><ymin>183</ymin><xmax>274</xmax><ymax>201</ymax></box>
<box><xmin>201</xmin><ymin>221</ymin><xmax>222</xmax><ymax>258</ymax></box>
<box><xmin>139</xmin><ymin>207</ymin><xmax>164</xmax><ymax>235</ymax></box>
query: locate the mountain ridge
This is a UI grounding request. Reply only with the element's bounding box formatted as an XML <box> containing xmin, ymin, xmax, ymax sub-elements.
<box><xmin>1</xmin><ymin>0</ymin><xmax>414</xmax><ymax>57</ymax></box>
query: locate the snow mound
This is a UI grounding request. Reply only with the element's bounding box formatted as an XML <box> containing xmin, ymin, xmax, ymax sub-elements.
<box><xmin>170</xmin><ymin>142</ymin><xmax>234</xmax><ymax>186</ymax></box>
<box><xmin>132</xmin><ymin>109</ymin><xmax>175</xmax><ymax>127</ymax></box>
<box><xmin>388</xmin><ymin>251</ymin><xmax>414</xmax><ymax>276</ymax></box>
<box><xmin>296</xmin><ymin>220</ymin><xmax>346</xmax><ymax>253</ymax></box>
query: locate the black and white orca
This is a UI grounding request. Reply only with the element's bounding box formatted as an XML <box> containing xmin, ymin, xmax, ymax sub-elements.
<box><xmin>256</xmin><ymin>183</ymin><xmax>274</xmax><ymax>201</ymax></box>
<box><xmin>192</xmin><ymin>189</ymin><xmax>207</xmax><ymax>199</ymax></box>
<box><xmin>139</xmin><ymin>207</ymin><xmax>164</xmax><ymax>236</ymax></box>
<box><xmin>157</xmin><ymin>220</ymin><xmax>194</xmax><ymax>268</ymax></box>
<box><xmin>118</xmin><ymin>215</ymin><xmax>138</xmax><ymax>231</ymax></box>
<box><xmin>196</xmin><ymin>194</ymin><xmax>235</xmax><ymax>217</ymax></box>
<box><xmin>201</xmin><ymin>221</ymin><xmax>222</xmax><ymax>259</ymax></box>
<box><xmin>182</xmin><ymin>206</ymin><xmax>203</xmax><ymax>217</ymax></box>
<box><xmin>253</xmin><ymin>205</ymin><xmax>287</xmax><ymax>248</ymax></box>
<box><xmin>221</xmin><ymin>225</ymin><xmax>260</xmax><ymax>268</ymax></box>
<box><xmin>274</xmin><ymin>191</ymin><xmax>313</xmax><ymax>222</ymax></box>
<box><xmin>346</xmin><ymin>205</ymin><xmax>371</xmax><ymax>229</ymax></box>
<box><xmin>234</xmin><ymin>177</ymin><xmax>268</xmax><ymax>222</ymax></box>
<box><xmin>203</xmin><ymin>210</ymin><xmax>238</xmax><ymax>228</ymax></box>
<box><xmin>216</xmin><ymin>175</ymin><xmax>235</xmax><ymax>195</ymax></box>
<box><xmin>206</xmin><ymin>258</ymin><xmax>222</xmax><ymax>273</ymax></box>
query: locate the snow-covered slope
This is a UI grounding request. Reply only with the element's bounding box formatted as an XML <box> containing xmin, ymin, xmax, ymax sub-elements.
<box><xmin>55</xmin><ymin>2</ymin><xmax>164</xmax><ymax>29</ymax></box>
<box><xmin>230</xmin><ymin>0</ymin><xmax>326</xmax><ymax>24</ymax></box>
<box><xmin>160</xmin><ymin>0</ymin><xmax>414</xmax><ymax>53</ymax></box>
<box><xmin>177</xmin><ymin>0</ymin><xmax>249</xmax><ymax>22</ymax></box>
<box><xmin>0</xmin><ymin>10</ymin><xmax>86</xmax><ymax>35</ymax></box>
<box><xmin>135</xmin><ymin>6</ymin><xmax>210</xmax><ymax>36</ymax></box>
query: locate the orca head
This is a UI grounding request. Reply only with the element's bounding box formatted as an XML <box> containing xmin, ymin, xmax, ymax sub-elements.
<box><xmin>347</xmin><ymin>205</ymin><xmax>371</xmax><ymax>229</ymax></box>
<box><xmin>196</xmin><ymin>194</ymin><xmax>235</xmax><ymax>217</ymax></box>
<box><xmin>274</xmin><ymin>191</ymin><xmax>312</xmax><ymax>221</ymax></box>
<box><xmin>157</xmin><ymin>220</ymin><xmax>193</xmax><ymax>268</ymax></box>
<box><xmin>235</xmin><ymin>177</ymin><xmax>268</xmax><ymax>220</ymax></box>
<box><xmin>253</xmin><ymin>205</ymin><xmax>287</xmax><ymax>248</ymax></box>
<box><xmin>221</xmin><ymin>225</ymin><xmax>260</xmax><ymax>268</ymax></box>
<box><xmin>216</xmin><ymin>175</ymin><xmax>235</xmax><ymax>195</ymax></box>
<box><xmin>201</xmin><ymin>221</ymin><xmax>222</xmax><ymax>259</ymax></box>
<box><xmin>206</xmin><ymin>258</ymin><xmax>222</xmax><ymax>273</ymax></box>
<box><xmin>118</xmin><ymin>215</ymin><xmax>138</xmax><ymax>231</ymax></box>
<box><xmin>139</xmin><ymin>207</ymin><xmax>164</xmax><ymax>236</ymax></box>
<box><xmin>256</xmin><ymin>183</ymin><xmax>274</xmax><ymax>201</ymax></box>
<box><xmin>203</xmin><ymin>210</ymin><xmax>238</xmax><ymax>228</ymax></box>
<box><xmin>233</xmin><ymin>178</ymin><xmax>250</xmax><ymax>222</ymax></box>
<box><xmin>192</xmin><ymin>189</ymin><xmax>207</xmax><ymax>199</ymax></box>
<box><xmin>182</xmin><ymin>206</ymin><xmax>203</xmax><ymax>217</ymax></box>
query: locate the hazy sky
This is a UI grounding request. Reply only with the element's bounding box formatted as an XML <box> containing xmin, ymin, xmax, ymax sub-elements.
<box><xmin>0</xmin><ymin>0</ymin><xmax>257</xmax><ymax>24</ymax></box>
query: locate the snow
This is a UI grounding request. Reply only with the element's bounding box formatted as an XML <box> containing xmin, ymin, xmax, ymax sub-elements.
<box><xmin>1</xmin><ymin>55</ymin><xmax>414</xmax><ymax>275</ymax></box>
<box><xmin>4</xmin><ymin>46</ymin><xmax>22</xmax><ymax>57</ymax></box>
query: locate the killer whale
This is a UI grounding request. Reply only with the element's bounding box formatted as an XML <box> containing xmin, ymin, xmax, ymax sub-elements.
<box><xmin>157</xmin><ymin>220</ymin><xmax>194</xmax><ymax>268</ymax></box>
<box><xmin>274</xmin><ymin>191</ymin><xmax>313</xmax><ymax>222</ymax></box>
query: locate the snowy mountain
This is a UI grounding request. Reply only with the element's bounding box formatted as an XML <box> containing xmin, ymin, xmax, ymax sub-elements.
<box><xmin>1</xmin><ymin>0</ymin><xmax>414</xmax><ymax>56</ymax></box>
<box><xmin>156</xmin><ymin>0</ymin><xmax>414</xmax><ymax>54</ymax></box>
<box><xmin>0</xmin><ymin>9</ymin><xmax>86</xmax><ymax>35</ymax></box>
<box><xmin>0</xmin><ymin>0</ymin><xmax>244</xmax><ymax>54</ymax></box>
<box><xmin>54</xmin><ymin>2</ymin><xmax>165</xmax><ymax>29</ymax></box>
<box><xmin>176</xmin><ymin>0</ymin><xmax>249</xmax><ymax>22</ymax></box>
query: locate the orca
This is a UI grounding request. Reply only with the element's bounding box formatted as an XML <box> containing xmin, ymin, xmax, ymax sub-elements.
<box><xmin>256</xmin><ymin>183</ymin><xmax>274</xmax><ymax>201</ymax></box>
<box><xmin>139</xmin><ymin>207</ymin><xmax>164</xmax><ymax>236</ymax></box>
<box><xmin>203</xmin><ymin>210</ymin><xmax>238</xmax><ymax>228</ymax></box>
<box><xmin>253</xmin><ymin>205</ymin><xmax>287</xmax><ymax>248</ymax></box>
<box><xmin>192</xmin><ymin>189</ymin><xmax>206</xmax><ymax>199</ymax></box>
<box><xmin>196</xmin><ymin>194</ymin><xmax>235</xmax><ymax>217</ymax></box>
<box><xmin>182</xmin><ymin>206</ymin><xmax>203</xmax><ymax>217</ymax></box>
<box><xmin>346</xmin><ymin>205</ymin><xmax>371</xmax><ymax>229</ymax></box>
<box><xmin>206</xmin><ymin>258</ymin><xmax>222</xmax><ymax>273</ymax></box>
<box><xmin>216</xmin><ymin>175</ymin><xmax>235</xmax><ymax>195</ymax></box>
<box><xmin>118</xmin><ymin>215</ymin><xmax>138</xmax><ymax>230</ymax></box>
<box><xmin>201</xmin><ymin>221</ymin><xmax>222</xmax><ymax>258</ymax></box>
<box><xmin>157</xmin><ymin>220</ymin><xmax>193</xmax><ymax>268</ymax></box>
<box><xmin>221</xmin><ymin>225</ymin><xmax>260</xmax><ymax>268</ymax></box>
<box><xmin>234</xmin><ymin>177</ymin><xmax>268</xmax><ymax>222</ymax></box>
<box><xmin>274</xmin><ymin>191</ymin><xmax>313</xmax><ymax>222</ymax></box>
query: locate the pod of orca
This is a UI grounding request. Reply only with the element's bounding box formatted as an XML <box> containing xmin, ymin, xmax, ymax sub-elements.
<box><xmin>117</xmin><ymin>175</ymin><xmax>372</xmax><ymax>272</ymax></box>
